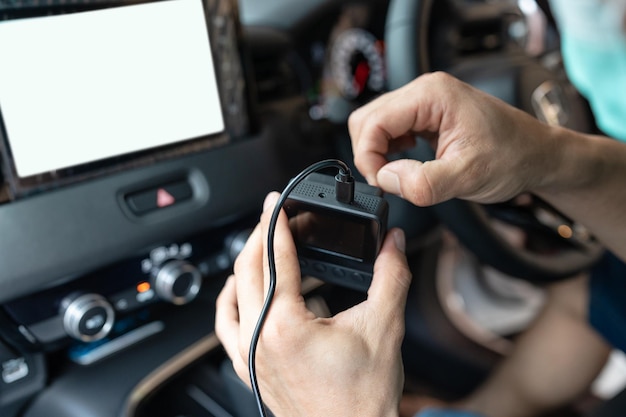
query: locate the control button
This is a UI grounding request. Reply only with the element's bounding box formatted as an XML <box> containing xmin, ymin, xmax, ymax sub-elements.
<box><xmin>163</xmin><ymin>181</ymin><xmax>193</xmax><ymax>202</ymax></box>
<box><xmin>156</xmin><ymin>188</ymin><xmax>175</xmax><ymax>208</ymax></box>
<box><xmin>215</xmin><ymin>253</ymin><xmax>231</xmax><ymax>271</ymax></box>
<box><xmin>351</xmin><ymin>272</ymin><xmax>365</xmax><ymax>283</ymax></box>
<box><xmin>2</xmin><ymin>357</ymin><xmax>29</xmax><ymax>384</ymax></box>
<box><xmin>79</xmin><ymin>307</ymin><xmax>109</xmax><ymax>336</ymax></box>
<box><xmin>153</xmin><ymin>260</ymin><xmax>202</xmax><ymax>305</ymax></box>
<box><xmin>225</xmin><ymin>229</ymin><xmax>253</xmax><ymax>260</ymax></box>
<box><xmin>61</xmin><ymin>294</ymin><xmax>115</xmax><ymax>342</ymax></box>
<box><xmin>125</xmin><ymin>180</ymin><xmax>193</xmax><ymax>215</ymax></box>
<box><xmin>0</xmin><ymin>339</ymin><xmax>46</xmax><ymax>402</ymax></box>
<box><xmin>109</xmin><ymin>285</ymin><xmax>156</xmax><ymax>313</ymax></box>
<box><xmin>313</xmin><ymin>263</ymin><xmax>327</xmax><ymax>273</ymax></box>
<box><xmin>199</xmin><ymin>251</ymin><xmax>233</xmax><ymax>277</ymax></box>
<box><xmin>0</xmin><ymin>341</ymin><xmax>29</xmax><ymax>385</ymax></box>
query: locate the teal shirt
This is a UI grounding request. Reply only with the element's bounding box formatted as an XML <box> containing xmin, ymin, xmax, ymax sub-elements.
<box><xmin>550</xmin><ymin>0</ymin><xmax>626</xmax><ymax>142</ymax></box>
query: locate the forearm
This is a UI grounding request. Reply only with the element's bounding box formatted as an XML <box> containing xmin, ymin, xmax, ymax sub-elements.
<box><xmin>533</xmin><ymin>127</ymin><xmax>626</xmax><ymax>262</ymax></box>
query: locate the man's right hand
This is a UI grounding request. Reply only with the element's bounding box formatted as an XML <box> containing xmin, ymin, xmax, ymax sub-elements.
<box><xmin>348</xmin><ymin>72</ymin><xmax>559</xmax><ymax>207</ymax></box>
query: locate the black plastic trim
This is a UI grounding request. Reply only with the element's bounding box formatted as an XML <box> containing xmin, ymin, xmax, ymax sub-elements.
<box><xmin>0</xmin><ymin>131</ymin><xmax>285</xmax><ymax>304</ymax></box>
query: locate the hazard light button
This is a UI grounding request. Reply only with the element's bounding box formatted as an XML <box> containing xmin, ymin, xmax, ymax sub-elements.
<box><xmin>125</xmin><ymin>180</ymin><xmax>193</xmax><ymax>215</ymax></box>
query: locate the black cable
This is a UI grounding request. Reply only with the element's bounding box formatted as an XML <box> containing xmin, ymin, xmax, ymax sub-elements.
<box><xmin>248</xmin><ymin>159</ymin><xmax>353</xmax><ymax>417</ymax></box>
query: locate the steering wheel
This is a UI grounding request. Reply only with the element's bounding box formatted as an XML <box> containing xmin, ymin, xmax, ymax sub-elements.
<box><xmin>384</xmin><ymin>0</ymin><xmax>604</xmax><ymax>283</ymax></box>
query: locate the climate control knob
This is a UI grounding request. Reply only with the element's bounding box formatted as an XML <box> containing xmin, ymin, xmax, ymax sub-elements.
<box><xmin>153</xmin><ymin>260</ymin><xmax>202</xmax><ymax>305</ymax></box>
<box><xmin>61</xmin><ymin>293</ymin><xmax>115</xmax><ymax>342</ymax></box>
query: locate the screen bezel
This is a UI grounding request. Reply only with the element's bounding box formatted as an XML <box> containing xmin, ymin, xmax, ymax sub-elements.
<box><xmin>286</xmin><ymin>202</ymin><xmax>381</xmax><ymax>265</ymax></box>
<box><xmin>0</xmin><ymin>0</ymin><xmax>246</xmax><ymax>199</ymax></box>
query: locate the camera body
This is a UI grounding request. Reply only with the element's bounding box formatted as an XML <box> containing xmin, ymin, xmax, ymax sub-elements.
<box><xmin>283</xmin><ymin>172</ymin><xmax>388</xmax><ymax>292</ymax></box>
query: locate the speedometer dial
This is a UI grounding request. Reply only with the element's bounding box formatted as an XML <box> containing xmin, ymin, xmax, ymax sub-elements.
<box><xmin>329</xmin><ymin>28</ymin><xmax>385</xmax><ymax>100</ymax></box>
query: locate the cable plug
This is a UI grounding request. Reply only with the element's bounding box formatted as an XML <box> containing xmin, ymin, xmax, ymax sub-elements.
<box><xmin>335</xmin><ymin>168</ymin><xmax>355</xmax><ymax>204</ymax></box>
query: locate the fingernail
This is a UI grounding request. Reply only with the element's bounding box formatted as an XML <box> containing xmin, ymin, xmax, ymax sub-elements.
<box><xmin>392</xmin><ymin>229</ymin><xmax>406</xmax><ymax>252</ymax></box>
<box><xmin>377</xmin><ymin>168</ymin><xmax>403</xmax><ymax>197</ymax></box>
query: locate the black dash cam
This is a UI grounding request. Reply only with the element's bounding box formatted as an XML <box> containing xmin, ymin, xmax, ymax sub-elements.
<box><xmin>283</xmin><ymin>172</ymin><xmax>388</xmax><ymax>292</ymax></box>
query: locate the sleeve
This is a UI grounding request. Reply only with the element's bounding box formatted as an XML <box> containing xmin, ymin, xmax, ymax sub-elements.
<box><xmin>415</xmin><ymin>408</ymin><xmax>485</xmax><ymax>417</ymax></box>
<box><xmin>588</xmin><ymin>251</ymin><xmax>626</xmax><ymax>352</ymax></box>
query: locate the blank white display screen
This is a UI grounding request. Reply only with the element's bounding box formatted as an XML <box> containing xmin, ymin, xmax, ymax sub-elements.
<box><xmin>0</xmin><ymin>0</ymin><xmax>224</xmax><ymax>178</ymax></box>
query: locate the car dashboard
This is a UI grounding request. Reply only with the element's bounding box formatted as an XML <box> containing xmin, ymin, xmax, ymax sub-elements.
<box><xmin>0</xmin><ymin>0</ymin><xmax>290</xmax><ymax>415</ymax></box>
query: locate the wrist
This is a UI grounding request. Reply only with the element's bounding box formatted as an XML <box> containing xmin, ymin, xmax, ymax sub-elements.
<box><xmin>530</xmin><ymin>125</ymin><xmax>602</xmax><ymax>195</ymax></box>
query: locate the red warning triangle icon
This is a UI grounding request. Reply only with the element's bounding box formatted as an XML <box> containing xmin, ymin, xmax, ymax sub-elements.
<box><xmin>156</xmin><ymin>188</ymin><xmax>175</xmax><ymax>208</ymax></box>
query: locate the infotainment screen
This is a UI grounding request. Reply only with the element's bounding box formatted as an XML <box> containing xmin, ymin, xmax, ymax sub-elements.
<box><xmin>0</xmin><ymin>0</ymin><xmax>244</xmax><ymax>198</ymax></box>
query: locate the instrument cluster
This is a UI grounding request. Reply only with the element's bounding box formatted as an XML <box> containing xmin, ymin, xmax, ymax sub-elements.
<box><xmin>303</xmin><ymin>0</ymin><xmax>389</xmax><ymax>123</ymax></box>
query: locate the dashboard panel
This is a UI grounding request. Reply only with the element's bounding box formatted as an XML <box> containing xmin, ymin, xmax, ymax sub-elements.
<box><xmin>0</xmin><ymin>0</ymin><xmax>290</xmax><ymax>414</ymax></box>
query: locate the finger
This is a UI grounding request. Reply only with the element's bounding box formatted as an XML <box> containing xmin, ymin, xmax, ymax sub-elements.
<box><xmin>350</xmin><ymin>72</ymin><xmax>456</xmax><ymax>186</ymax></box>
<box><xmin>376</xmin><ymin>158</ymin><xmax>467</xmax><ymax>207</ymax></box>
<box><xmin>260</xmin><ymin>192</ymin><xmax>303</xmax><ymax>305</ymax></box>
<box><xmin>348</xmin><ymin>100</ymin><xmax>395</xmax><ymax>185</ymax></box>
<box><xmin>349</xmin><ymin>92</ymin><xmax>404</xmax><ymax>185</ymax></box>
<box><xmin>348</xmin><ymin>91</ymin><xmax>395</xmax><ymax>156</ymax></box>
<box><xmin>349</xmin><ymin>86</ymin><xmax>404</xmax><ymax>148</ymax></box>
<box><xmin>233</xmin><ymin>223</ymin><xmax>265</xmax><ymax>338</ymax></box>
<box><xmin>215</xmin><ymin>275</ymin><xmax>243</xmax><ymax>363</ymax></box>
<box><xmin>367</xmin><ymin>228</ymin><xmax>412</xmax><ymax>321</ymax></box>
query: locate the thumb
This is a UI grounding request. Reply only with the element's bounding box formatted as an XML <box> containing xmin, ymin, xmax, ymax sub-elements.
<box><xmin>366</xmin><ymin>228</ymin><xmax>412</xmax><ymax>320</ymax></box>
<box><xmin>376</xmin><ymin>158</ymin><xmax>466</xmax><ymax>206</ymax></box>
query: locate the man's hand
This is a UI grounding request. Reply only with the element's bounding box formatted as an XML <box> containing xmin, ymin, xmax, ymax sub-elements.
<box><xmin>350</xmin><ymin>70</ymin><xmax>626</xmax><ymax>264</ymax></box>
<box><xmin>349</xmin><ymin>72</ymin><xmax>557</xmax><ymax>206</ymax></box>
<box><xmin>215</xmin><ymin>192</ymin><xmax>413</xmax><ymax>417</ymax></box>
